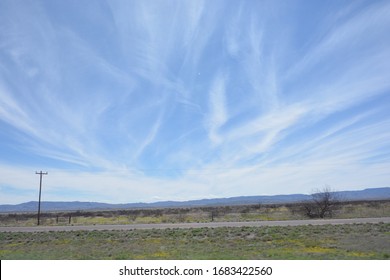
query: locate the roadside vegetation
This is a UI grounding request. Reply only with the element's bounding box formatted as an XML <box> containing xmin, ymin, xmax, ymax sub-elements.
<box><xmin>1</xmin><ymin>200</ymin><xmax>389</xmax><ymax>227</ymax></box>
<box><xmin>1</xmin><ymin>223</ymin><xmax>388</xmax><ymax>259</ymax></box>
<box><xmin>1</xmin><ymin>200</ymin><xmax>389</xmax><ymax>260</ymax></box>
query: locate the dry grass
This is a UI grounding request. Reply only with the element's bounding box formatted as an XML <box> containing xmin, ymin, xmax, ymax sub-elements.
<box><xmin>1</xmin><ymin>200</ymin><xmax>389</xmax><ymax>227</ymax></box>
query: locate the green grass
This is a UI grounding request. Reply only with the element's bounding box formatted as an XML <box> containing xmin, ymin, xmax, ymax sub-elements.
<box><xmin>0</xmin><ymin>223</ymin><xmax>389</xmax><ymax>260</ymax></box>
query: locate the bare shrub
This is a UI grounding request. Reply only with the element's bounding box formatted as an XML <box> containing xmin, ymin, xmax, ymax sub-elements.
<box><xmin>301</xmin><ymin>186</ymin><xmax>341</xmax><ymax>218</ymax></box>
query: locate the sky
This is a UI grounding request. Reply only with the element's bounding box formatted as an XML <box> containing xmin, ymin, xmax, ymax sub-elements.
<box><xmin>0</xmin><ymin>0</ymin><xmax>390</xmax><ymax>204</ymax></box>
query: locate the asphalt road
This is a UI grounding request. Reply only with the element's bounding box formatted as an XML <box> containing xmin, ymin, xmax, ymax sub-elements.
<box><xmin>1</xmin><ymin>217</ymin><xmax>389</xmax><ymax>232</ymax></box>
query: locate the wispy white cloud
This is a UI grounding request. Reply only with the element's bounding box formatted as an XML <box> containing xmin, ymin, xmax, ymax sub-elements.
<box><xmin>206</xmin><ymin>72</ymin><xmax>228</xmax><ymax>145</ymax></box>
<box><xmin>1</xmin><ymin>1</ymin><xmax>389</xmax><ymax>204</ymax></box>
<box><xmin>0</xmin><ymin>81</ymin><xmax>35</xmax><ymax>134</ymax></box>
<box><xmin>133</xmin><ymin>110</ymin><xmax>165</xmax><ymax>160</ymax></box>
<box><xmin>285</xmin><ymin>1</ymin><xmax>390</xmax><ymax>83</ymax></box>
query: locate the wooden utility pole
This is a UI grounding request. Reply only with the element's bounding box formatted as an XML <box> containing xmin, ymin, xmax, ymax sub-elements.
<box><xmin>36</xmin><ymin>171</ymin><xmax>48</xmax><ymax>226</ymax></box>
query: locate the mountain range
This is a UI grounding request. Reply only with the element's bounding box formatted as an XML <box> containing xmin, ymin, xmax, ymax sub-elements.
<box><xmin>0</xmin><ymin>187</ymin><xmax>389</xmax><ymax>213</ymax></box>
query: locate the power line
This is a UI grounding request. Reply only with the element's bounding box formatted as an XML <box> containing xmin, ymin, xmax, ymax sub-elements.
<box><xmin>36</xmin><ymin>171</ymin><xmax>48</xmax><ymax>226</ymax></box>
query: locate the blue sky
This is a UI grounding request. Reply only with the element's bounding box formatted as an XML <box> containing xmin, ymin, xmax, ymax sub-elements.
<box><xmin>1</xmin><ymin>0</ymin><xmax>390</xmax><ymax>204</ymax></box>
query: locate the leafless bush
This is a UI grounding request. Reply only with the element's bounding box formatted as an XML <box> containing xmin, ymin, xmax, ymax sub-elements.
<box><xmin>301</xmin><ymin>186</ymin><xmax>341</xmax><ymax>218</ymax></box>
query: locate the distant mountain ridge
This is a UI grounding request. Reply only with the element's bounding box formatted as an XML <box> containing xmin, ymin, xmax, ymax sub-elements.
<box><xmin>0</xmin><ymin>187</ymin><xmax>389</xmax><ymax>213</ymax></box>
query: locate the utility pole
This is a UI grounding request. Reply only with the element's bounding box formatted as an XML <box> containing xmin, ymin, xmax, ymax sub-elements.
<box><xmin>36</xmin><ymin>171</ymin><xmax>48</xmax><ymax>226</ymax></box>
